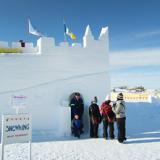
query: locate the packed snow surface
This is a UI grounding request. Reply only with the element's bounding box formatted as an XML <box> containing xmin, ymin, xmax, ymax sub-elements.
<box><xmin>1</xmin><ymin>101</ymin><xmax>160</xmax><ymax>160</ymax></box>
<box><xmin>3</xmin><ymin>137</ymin><xmax>160</xmax><ymax>160</ymax></box>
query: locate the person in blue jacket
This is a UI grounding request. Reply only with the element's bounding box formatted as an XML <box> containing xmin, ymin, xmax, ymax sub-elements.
<box><xmin>71</xmin><ymin>114</ymin><xmax>83</xmax><ymax>138</ymax></box>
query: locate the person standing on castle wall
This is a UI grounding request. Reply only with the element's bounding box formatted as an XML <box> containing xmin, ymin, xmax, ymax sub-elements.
<box><xmin>89</xmin><ymin>97</ymin><xmax>101</xmax><ymax>138</ymax></box>
<box><xmin>100</xmin><ymin>95</ymin><xmax>115</xmax><ymax>140</ymax></box>
<box><xmin>112</xmin><ymin>93</ymin><xmax>126</xmax><ymax>143</ymax></box>
<box><xmin>70</xmin><ymin>92</ymin><xmax>84</xmax><ymax>121</ymax></box>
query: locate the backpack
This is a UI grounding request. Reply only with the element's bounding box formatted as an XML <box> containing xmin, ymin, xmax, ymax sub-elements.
<box><xmin>101</xmin><ymin>102</ymin><xmax>115</xmax><ymax>121</ymax></box>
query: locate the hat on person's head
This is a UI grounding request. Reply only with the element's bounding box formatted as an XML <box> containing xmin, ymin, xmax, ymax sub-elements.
<box><xmin>92</xmin><ymin>96</ymin><xmax>98</xmax><ymax>104</ymax></box>
<box><xmin>75</xmin><ymin>92</ymin><xmax>80</xmax><ymax>96</ymax></box>
<box><xmin>105</xmin><ymin>95</ymin><xmax>111</xmax><ymax>101</ymax></box>
<box><xmin>117</xmin><ymin>93</ymin><xmax>123</xmax><ymax>100</ymax></box>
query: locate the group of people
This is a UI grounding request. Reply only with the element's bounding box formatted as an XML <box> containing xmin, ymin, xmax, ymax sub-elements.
<box><xmin>69</xmin><ymin>92</ymin><xmax>126</xmax><ymax>143</ymax></box>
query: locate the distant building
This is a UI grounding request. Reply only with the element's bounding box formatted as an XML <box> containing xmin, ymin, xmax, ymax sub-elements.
<box><xmin>154</xmin><ymin>90</ymin><xmax>160</xmax><ymax>99</ymax></box>
<box><xmin>111</xmin><ymin>91</ymin><xmax>152</xmax><ymax>103</ymax></box>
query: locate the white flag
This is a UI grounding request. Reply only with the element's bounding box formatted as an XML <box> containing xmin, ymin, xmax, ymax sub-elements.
<box><xmin>28</xmin><ymin>19</ymin><xmax>44</xmax><ymax>37</ymax></box>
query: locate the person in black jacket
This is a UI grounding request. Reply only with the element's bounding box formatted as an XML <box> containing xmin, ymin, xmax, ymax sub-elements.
<box><xmin>89</xmin><ymin>97</ymin><xmax>101</xmax><ymax>138</ymax></box>
<box><xmin>70</xmin><ymin>92</ymin><xmax>84</xmax><ymax>121</ymax></box>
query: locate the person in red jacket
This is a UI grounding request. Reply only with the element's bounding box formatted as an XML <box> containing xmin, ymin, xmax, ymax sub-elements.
<box><xmin>100</xmin><ymin>96</ymin><xmax>115</xmax><ymax>139</ymax></box>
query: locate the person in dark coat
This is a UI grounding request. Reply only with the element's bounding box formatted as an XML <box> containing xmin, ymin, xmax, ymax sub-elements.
<box><xmin>71</xmin><ymin>114</ymin><xmax>83</xmax><ymax>138</ymax></box>
<box><xmin>70</xmin><ymin>92</ymin><xmax>84</xmax><ymax>121</ymax></box>
<box><xmin>89</xmin><ymin>97</ymin><xmax>101</xmax><ymax>138</ymax></box>
<box><xmin>100</xmin><ymin>95</ymin><xmax>115</xmax><ymax>140</ymax></box>
<box><xmin>112</xmin><ymin>93</ymin><xmax>126</xmax><ymax>143</ymax></box>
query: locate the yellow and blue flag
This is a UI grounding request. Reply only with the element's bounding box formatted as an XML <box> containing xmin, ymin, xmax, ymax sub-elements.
<box><xmin>64</xmin><ymin>22</ymin><xmax>76</xmax><ymax>40</ymax></box>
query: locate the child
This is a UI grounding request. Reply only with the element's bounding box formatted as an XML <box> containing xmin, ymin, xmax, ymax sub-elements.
<box><xmin>71</xmin><ymin>114</ymin><xmax>82</xmax><ymax>138</ymax></box>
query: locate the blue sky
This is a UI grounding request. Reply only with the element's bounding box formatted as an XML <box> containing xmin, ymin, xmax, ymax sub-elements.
<box><xmin>0</xmin><ymin>0</ymin><xmax>160</xmax><ymax>89</ymax></box>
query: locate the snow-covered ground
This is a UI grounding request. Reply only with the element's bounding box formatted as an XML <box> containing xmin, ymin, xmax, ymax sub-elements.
<box><xmin>1</xmin><ymin>100</ymin><xmax>160</xmax><ymax>160</ymax></box>
<box><xmin>3</xmin><ymin>137</ymin><xmax>160</xmax><ymax>160</ymax></box>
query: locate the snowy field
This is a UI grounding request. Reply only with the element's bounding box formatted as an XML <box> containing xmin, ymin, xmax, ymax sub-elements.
<box><xmin>1</xmin><ymin>100</ymin><xmax>160</xmax><ymax>160</ymax></box>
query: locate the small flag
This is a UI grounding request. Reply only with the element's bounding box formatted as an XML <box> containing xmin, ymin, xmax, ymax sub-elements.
<box><xmin>64</xmin><ymin>22</ymin><xmax>76</xmax><ymax>40</ymax></box>
<box><xmin>28</xmin><ymin>19</ymin><xmax>44</xmax><ymax>37</ymax></box>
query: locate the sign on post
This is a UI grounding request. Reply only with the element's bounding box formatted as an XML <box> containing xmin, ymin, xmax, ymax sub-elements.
<box><xmin>1</xmin><ymin>114</ymin><xmax>32</xmax><ymax>160</ymax></box>
<box><xmin>2</xmin><ymin>114</ymin><xmax>31</xmax><ymax>144</ymax></box>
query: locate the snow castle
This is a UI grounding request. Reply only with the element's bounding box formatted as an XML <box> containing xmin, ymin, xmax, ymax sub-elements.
<box><xmin>0</xmin><ymin>25</ymin><xmax>110</xmax><ymax>137</ymax></box>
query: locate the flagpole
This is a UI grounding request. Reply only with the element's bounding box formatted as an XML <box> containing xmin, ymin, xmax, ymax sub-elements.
<box><xmin>27</xmin><ymin>18</ymin><xmax>30</xmax><ymax>35</ymax></box>
<box><xmin>63</xmin><ymin>18</ymin><xmax>67</xmax><ymax>42</ymax></box>
<box><xmin>64</xmin><ymin>33</ymin><xmax>67</xmax><ymax>42</ymax></box>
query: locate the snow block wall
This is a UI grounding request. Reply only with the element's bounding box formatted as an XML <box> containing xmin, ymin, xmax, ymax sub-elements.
<box><xmin>0</xmin><ymin>25</ymin><xmax>110</xmax><ymax>137</ymax></box>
